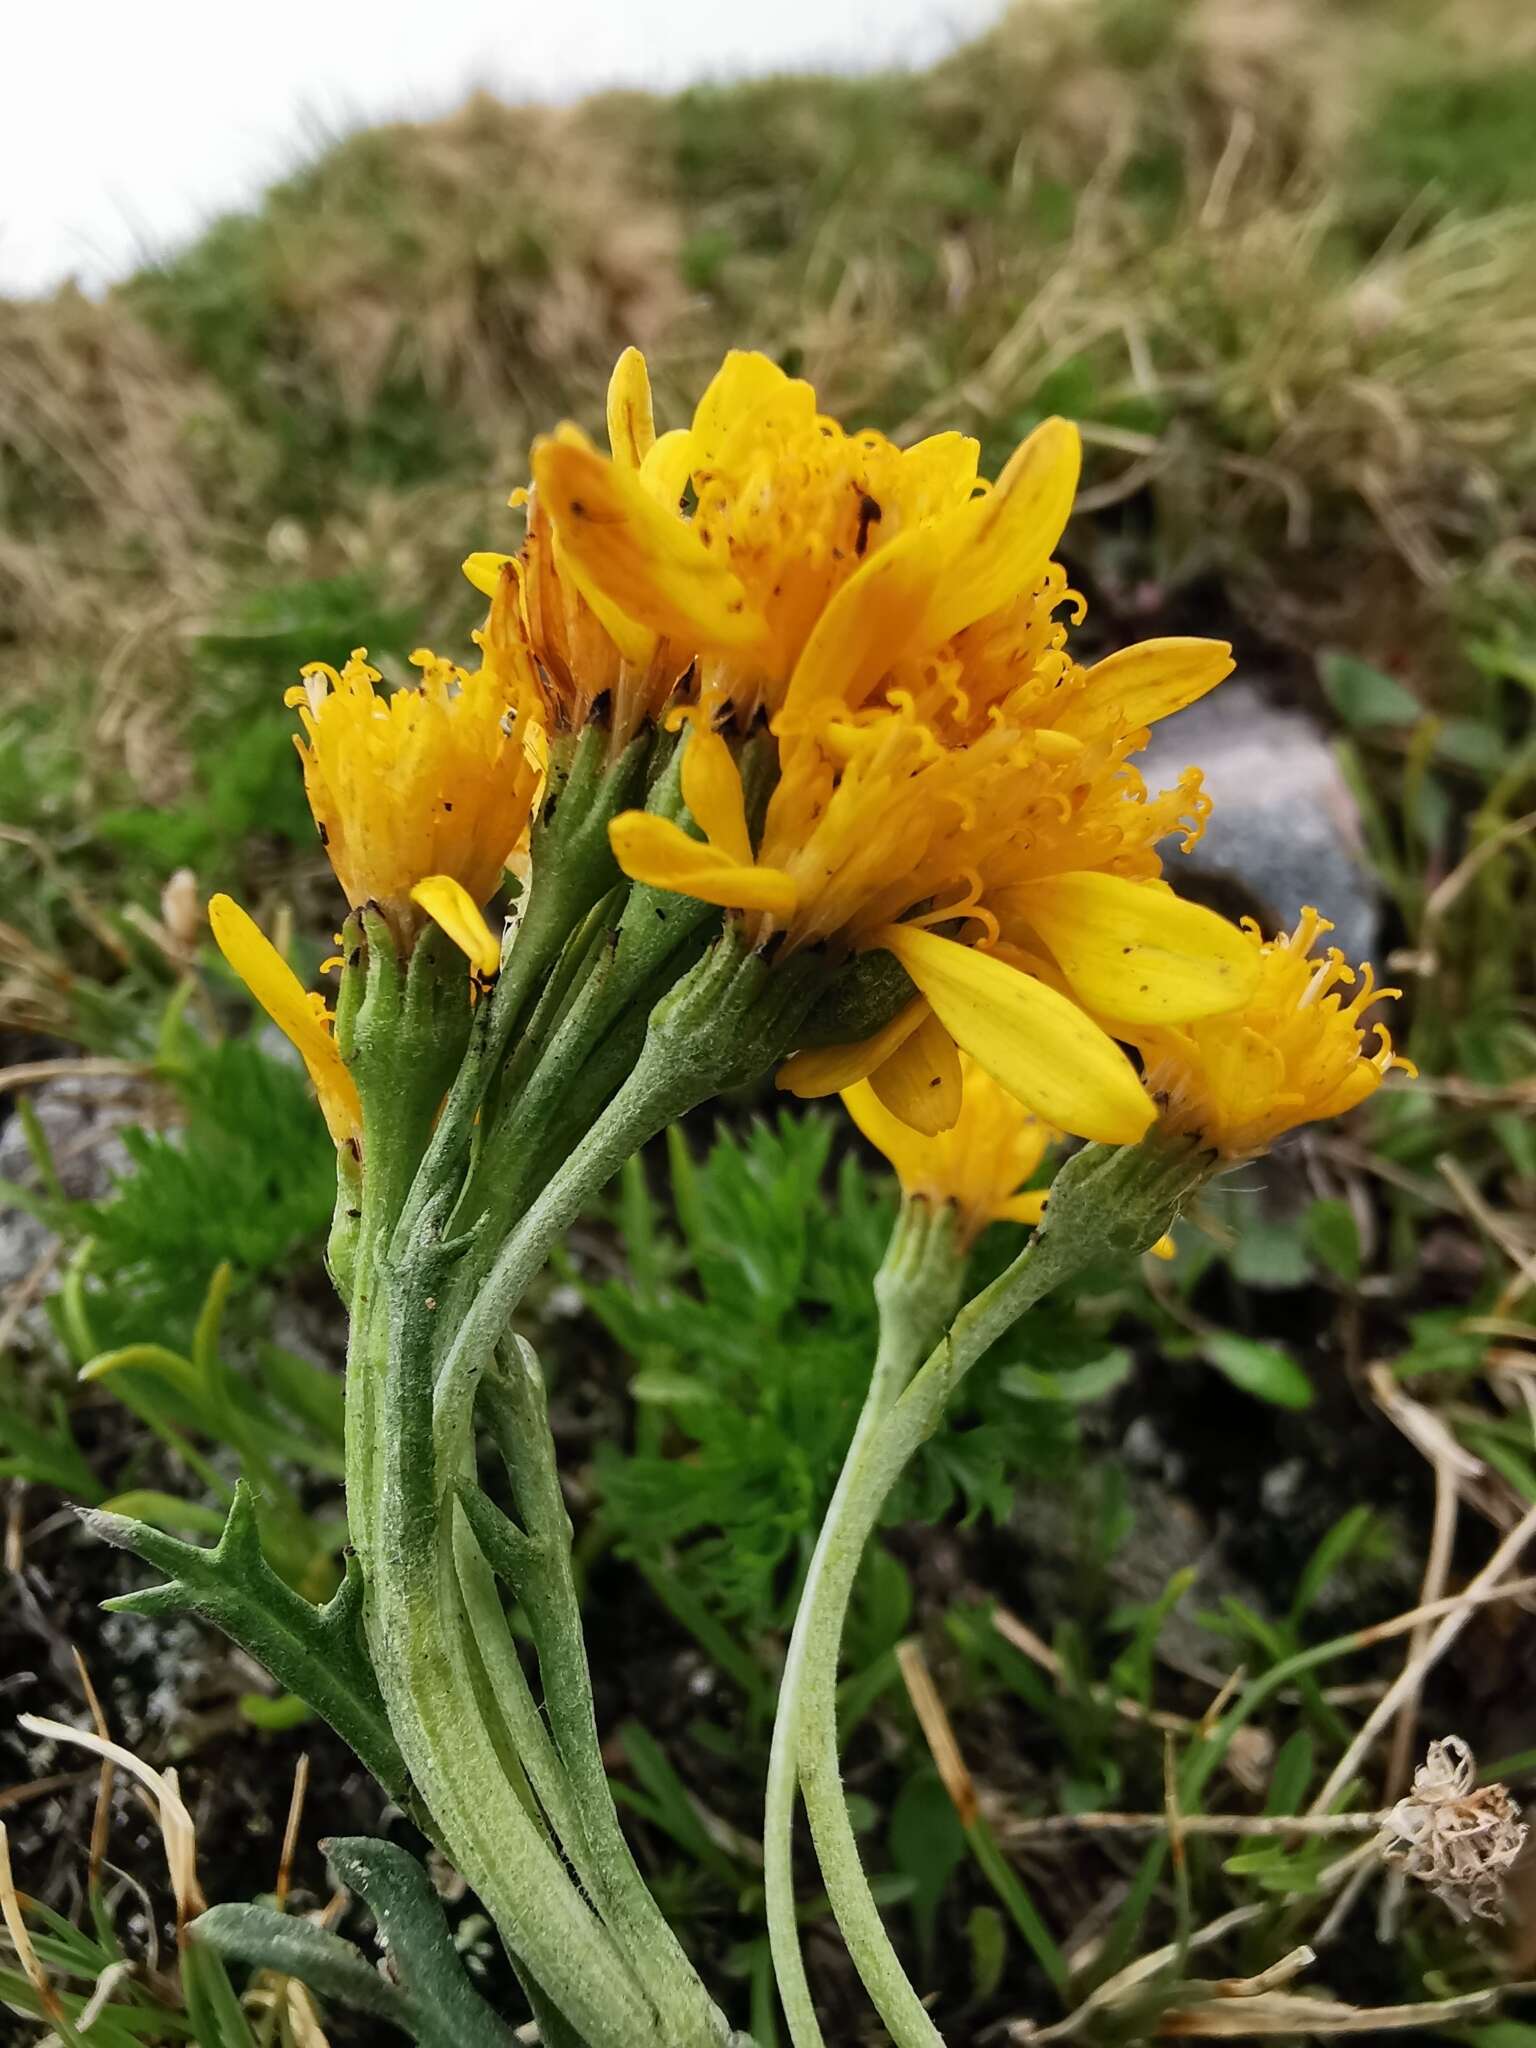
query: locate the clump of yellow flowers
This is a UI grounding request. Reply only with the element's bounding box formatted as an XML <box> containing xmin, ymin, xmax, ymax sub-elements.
<box><xmin>132</xmin><ymin>345</ymin><xmax>1413</xmax><ymax>2048</ymax></box>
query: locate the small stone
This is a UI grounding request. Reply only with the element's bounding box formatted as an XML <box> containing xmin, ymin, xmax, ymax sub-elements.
<box><xmin>1142</xmin><ymin>680</ymin><xmax>1379</xmax><ymax>964</ymax></box>
<box><xmin>1260</xmin><ymin>1457</ymin><xmax>1307</xmax><ymax>1515</ymax></box>
<box><xmin>1120</xmin><ymin>1415</ymin><xmax>1164</xmax><ymax>1472</ymax></box>
<box><xmin>0</xmin><ymin>1072</ymin><xmax>145</xmax><ymax>1296</ymax></box>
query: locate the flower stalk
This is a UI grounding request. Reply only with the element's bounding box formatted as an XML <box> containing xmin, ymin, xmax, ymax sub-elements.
<box><xmin>765</xmin><ymin>1198</ymin><xmax>964</xmax><ymax>2048</ymax></box>
<box><xmin>351</xmin><ymin>914</ymin><xmax>841</xmax><ymax>2045</ymax></box>
<box><xmin>768</xmin><ymin>1135</ymin><xmax>1214</xmax><ymax>2045</ymax></box>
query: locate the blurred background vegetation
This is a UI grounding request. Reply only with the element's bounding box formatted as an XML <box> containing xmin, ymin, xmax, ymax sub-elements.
<box><xmin>4</xmin><ymin>0</ymin><xmax>1536</xmax><ymax>2041</ymax></box>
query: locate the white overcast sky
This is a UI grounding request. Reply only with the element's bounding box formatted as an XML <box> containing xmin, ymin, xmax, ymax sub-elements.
<box><xmin>1</xmin><ymin>0</ymin><xmax>1003</xmax><ymax>297</ymax></box>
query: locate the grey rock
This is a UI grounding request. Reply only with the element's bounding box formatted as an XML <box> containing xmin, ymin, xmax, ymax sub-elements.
<box><xmin>0</xmin><ymin>1073</ymin><xmax>146</xmax><ymax>1296</ymax></box>
<box><xmin>1142</xmin><ymin>680</ymin><xmax>1380</xmax><ymax>963</ymax></box>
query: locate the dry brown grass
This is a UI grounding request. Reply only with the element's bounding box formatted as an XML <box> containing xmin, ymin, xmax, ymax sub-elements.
<box><xmin>2</xmin><ymin>0</ymin><xmax>1533</xmax><ymax>805</ymax></box>
<box><xmin>235</xmin><ymin>90</ymin><xmax>686</xmax><ymax>437</ymax></box>
<box><xmin>0</xmin><ymin>293</ymin><xmax>240</xmax><ymax>657</ymax></box>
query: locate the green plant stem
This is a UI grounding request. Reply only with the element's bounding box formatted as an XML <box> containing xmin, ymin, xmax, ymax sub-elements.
<box><xmin>451</xmin><ymin>1503</ymin><xmax>590</xmax><ymax>1863</ymax></box>
<box><xmin>359</xmin><ymin>927</ymin><xmax>829</xmax><ymax>2048</ymax></box>
<box><xmin>764</xmin><ymin>1200</ymin><xmax>961</xmax><ymax>2048</ymax></box>
<box><xmin>356</xmin><ymin>972</ymin><xmax>673</xmax><ymax>2046</ymax></box>
<box><xmin>482</xmin><ymin>1341</ymin><xmax>729</xmax><ymax>2043</ymax></box>
<box><xmin>365</xmin><ymin>1496</ymin><xmax>656</xmax><ymax>2046</ymax></box>
<box><xmin>772</xmin><ymin>1136</ymin><xmax>1212</xmax><ymax>2044</ymax></box>
<box><xmin>430</xmin><ymin>926</ymin><xmax>830</xmax><ymax>1471</ymax></box>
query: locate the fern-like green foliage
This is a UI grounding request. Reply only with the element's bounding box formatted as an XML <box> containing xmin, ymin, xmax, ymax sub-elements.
<box><xmin>583</xmin><ymin>1114</ymin><xmax>1115</xmax><ymax>1637</ymax></box>
<box><xmin>3</xmin><ymin>1024</ymin><xmax>341</xmax><ymax>1560</ymax></box>
<box><xmin>71</xmin><ymin>1034</ymin><xmax>336</xmax><ymax>1354</ymax></box>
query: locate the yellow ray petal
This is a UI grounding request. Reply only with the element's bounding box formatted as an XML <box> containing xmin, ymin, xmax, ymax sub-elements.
<box><xmin>462</xmin><ymin>551</ymin><xmax>516</xmax><ymax>598</ymax></box>
<box><xmin>1064</xmin><ymin>638</ymin><xmax>1234</xmax><ymax>738</ymax></box>
<box><xmin>877</xmin><ymin>924</ymin><xmax>1154</xmax><ymax>1145</ymax></box>
<box><xmin>780</xmin><ymin>420</ymin><xmax>1081</xmax><ymax>726</ymax></box>
<box><xmin>606</xmin><ymin>346</ymin><xmax>656</xmax><ymax>469</ymax></box>
<box><xmin>840</xmin><ymin>1077</ymin><xmax>929</xmax><ymax>1178</ymax></box>
<box><xmin>690</xmin><ymin>350</ymin><xmax>813</xmax><ymax>466</ymax></box>
<box><xmin>609</xmin><ymin>812</ymin><xmax>797</xmax><ymax>916</ymax></box>
<box><xmin>550</xmin><ymin>526</ymin><xmax>658</xmax><ymax>666</ymax></box>
<box><xmin>920</xmin><ymin>416</ymin><xmax>1082</xmax><ymax>645</ymax></box>
<box><xmin>641</xmin><ymin>428</ymin><xmax>697</xmax><ymax>509</ymax></box>
<box><xmin>532</xmin><ymin>432</ymin><xmax>761</xmax><ymax>649</ymax></box>
<box><xmin>1012</xmin><ymin>872</ymin><xmax>1260</xmax><ymax>1025</ymax></box>
<box><xmin>895</xmin><ymin>430</ymin><xmax>982</xmax><ymax>518</ymax></box>
<box><xmin>780</xmin><ymin>525</ymin><xmax>940</xmax><ymax>722</ymax></box>
<box><xmin>410</xmin><ymin>875</ymin><xmax>501</xmax><ymax>978</ymax></box>
<box><xmin>776</xmin><ymin>997</ymin><xmax>930</xmax><ymax>1099</ymax></box>
<box><xmin>207</xmin><ymin>895</ymin><xmax>361</xmax><ymax>1147</ymax></box>
<box><xmin>681</xmin><ymin>727</ymin><xmax>753</xmax><ymax>868</ymax></box>
<box><xmin>868</xmin><ymin>1006</ymin><xmax>962</xmax><ymax>1135</ymax></box>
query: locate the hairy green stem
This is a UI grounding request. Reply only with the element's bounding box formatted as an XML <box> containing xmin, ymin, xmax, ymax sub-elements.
<box><xmin>358</xmin><ymin>926</ymin><xmax>830</xmax><ymax>2047</ymax></box>
<box><xmin>764</xmin><ymin>1202</ymin><xmax>962</xmax><ymax>2048</ymax></box>
<box><xmin>482</xmin><ymin>1342</ymin><xmax>729</xmax><ymax>2042</ymax></box>
<box><xmin>359</xmin><ymin>994</ymin><xmax>680</xmax><ymax>2045</ymax></box>
<box><xmin>432</xmin><ymin>926</ymin><xmax>830</xmax><ymax>1455</ymax></box>
<box><xmin>452</xmin><ymin>1504</ymin><xmax>595</xmax><ymax>1868</ymax></box>
<box><xmin>365</xmin><ymin>1498</ymin><xmax>657</xmax><ymax>2045</ymax></box>
<box><xmin>773</xmin><ymin>1136</ymin><xmax>1213</xmax><ymax>2043</ymax></box>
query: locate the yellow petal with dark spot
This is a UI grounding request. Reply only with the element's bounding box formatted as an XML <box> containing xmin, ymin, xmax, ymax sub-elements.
<box><xmin>1011</xmin><ymin>872</ymin><xmax>1260</xmax><ymax>1024</ymax></box>
<box><xmin>776</xmin><ymin>998</ymin><xmax>929</xmax><ymax>1099</ymax></box>
<box><xmin>550</xmin><ymin>525</ymin><xmax>657</xmax><ymax>666</ymax></box>
<box><xmin>780</xmin><ymin>419</ymin><xmax>1079</xmax><ymax>727</ymax></box>
<box><xmin>779</xmin><ymin>527</ymin><xmax>939</xmax><ymax>724</ymax></box>
<box><xmin>462</xmin><ymin>551</ymin><xmax>515</xmax><ymax>597</ymax></box>
<box><xmin>878</xmin><ymin>924</ymin><xmax>1154</xmax><ymax>1145</ymax></box>
<box><xmin>919</xmin><ymin>416</ymin><xmax>1081</xmax><ymax>645</ymax></box>
<box><xmin>868</xmin><ymin>1006</ymin><xmax>962</xmax><ymax>1135</ymax></box>
<box><xmin>533</xmin><ymin>432</ymin><xmax>762</xmax><ymax>648</ymax></box>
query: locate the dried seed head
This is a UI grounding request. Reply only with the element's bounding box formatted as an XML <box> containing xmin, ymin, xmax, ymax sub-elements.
<box><xmin>1380</xmin><ymin>1736</ymin><xmax>1527</xmax><ymax>1923</ymax></box>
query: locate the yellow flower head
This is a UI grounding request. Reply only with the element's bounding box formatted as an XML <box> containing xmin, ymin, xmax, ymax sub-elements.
<box><xmin>207</xmin><ymin>895</ymin><xmax>362</xmax><ymax>1149</ymax></box>
<box><xmin>842</xmin><ymin>1054</ymin><xmax>1057</xmax><ymax>1249</ymax></box>
<box><xmin>286</xmin><ymin>646</ymin><xmax>547</xmax><ymax>958</ymax></box>
<box><xmin>1136</xmin><ymin>908</ymin><xmax>1417</xmax><ymax>1158</ymax></box>
<box><xmin>516</xmin><ymin>348</ymin><xmax>1258</xmax><ymax>1147</ymax></box>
